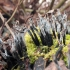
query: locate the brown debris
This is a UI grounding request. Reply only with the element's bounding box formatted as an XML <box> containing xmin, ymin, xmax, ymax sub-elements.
<box><xmin>45</xmin><ymin>60</ymin><xmax>68</xmax><ymax>70</ymax></box>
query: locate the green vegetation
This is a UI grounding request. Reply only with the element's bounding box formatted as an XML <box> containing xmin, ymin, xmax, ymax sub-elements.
<box><xmin>24</xmin><ymin>31</ymin><xmax>70</xmax><ymax>65</ymax></box>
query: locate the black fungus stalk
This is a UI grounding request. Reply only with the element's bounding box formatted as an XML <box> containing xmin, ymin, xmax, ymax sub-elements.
<box><xmin>13</xmin><ymin>33</ymin><xmax>31</xmax><ymax>70</ymax></box>
<box><xmin>28</xmin><ymin>30</ymin><xmax>38</xmax><ymax>46</ymax></box>
<box><xmin>30</xmin><ymin>26</ymin><xmax>40</xmax><ymax>46</ymax></box>
<box><xmin>40</xmin><ymin>30</ymin><xmax>47</xmax><ymax>45</ymax></box>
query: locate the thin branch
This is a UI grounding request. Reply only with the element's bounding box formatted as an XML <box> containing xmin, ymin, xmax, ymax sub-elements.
<box><xmin>0</xmin><ymin>12</ymin><xmax>5</xmax><ymax>23</ymax></box>
<box><xmin>38</xmin><ymin>0</ymin><xmax>45</xmax><ymax>9</ymax></box>
<box><xmin>0</xmin><ymin>12</ymin><xmax>5</xmax><ymax>37</ymax></box>
<box><xmin>20</xmin><ymin>0</ymin><xmax>26</xmax><ymax>15</ymax></box>
<box><xmin>60</xmin><ymin>1</ymin><xmax>70</xmax><ymax>12</ymax></box>
<box><xmin>49</xmin><ymin>0</ymin><xmax>55</xmax><ymax>10</ymax></box>
<box><xmin>5</xmin><ymin>0</ymin><xmax>20</xmax><ymax>24</ymax></box>
<box><xmin>4</xmin><ymin>0</ymin><xmax>20</xmax><ymax>39</ymax></box>
<box><xmin>25</xmin><ymin>8</ymin><xmax>46</xmax><ymax>14</ymax></box>
<box><xmin>53</xmin><ymin>0</ymin><xmax>66</xmax><ymax>10</ymax></box>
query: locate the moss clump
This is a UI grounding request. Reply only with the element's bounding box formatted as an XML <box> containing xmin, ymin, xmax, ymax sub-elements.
<box><xmin>24</xmin><ymin>29</ymin><xmax>70</xmax><ymax>65</ymax></box>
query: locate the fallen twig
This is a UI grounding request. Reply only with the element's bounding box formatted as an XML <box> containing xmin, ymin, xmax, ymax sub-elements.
<box><xmin>4</xmin><ymin>0</ymin><xmax>20</xmax><ymax>39</ymax></box>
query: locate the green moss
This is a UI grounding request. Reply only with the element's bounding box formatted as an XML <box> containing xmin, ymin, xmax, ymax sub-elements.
<box><xmin>24</xmin><ymin>30</ymin><xmax>70</xmax><ymax>65</ymax></box>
